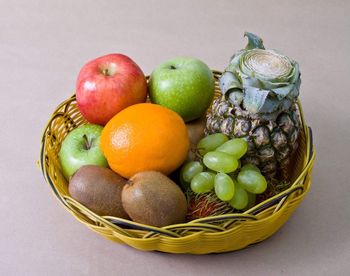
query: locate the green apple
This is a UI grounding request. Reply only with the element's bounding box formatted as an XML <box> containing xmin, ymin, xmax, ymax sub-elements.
<box><xmin>149</xmin><ymin>57</ymin><xmax>215</xmax><ymax>122</ymax></box>
<box><xmin>59</xmin><ymin>124</ymin><xmax>108</xmax><ymax>179</ymax></box>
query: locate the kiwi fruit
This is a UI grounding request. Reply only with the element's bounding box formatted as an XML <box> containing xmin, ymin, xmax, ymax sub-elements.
<box><xmin>186</xmin><ymin>116</ymin><xmax>206</xmax><ymax>160</ymax></box>
<box><xmin>121</xmin><ymin>171</ymin><xmax>187</xmax><ymax>227</ymax></box>
<box><xmin>69</xmin><ymin>165</ymin><xmax>129</xmax><ymax>219</ymax></box>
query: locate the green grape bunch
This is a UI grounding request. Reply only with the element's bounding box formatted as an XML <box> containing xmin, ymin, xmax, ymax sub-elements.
<box><xmin>180</xmin><ymin>133</ymin><xmax>268</xmax><ymax>210</ymax></box>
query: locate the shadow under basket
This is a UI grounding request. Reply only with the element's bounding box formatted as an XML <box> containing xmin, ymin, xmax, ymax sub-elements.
<box><xmin>39</xmin><ymin>71</ymin><xmax>316</xmax><ymax>254</ymax></box>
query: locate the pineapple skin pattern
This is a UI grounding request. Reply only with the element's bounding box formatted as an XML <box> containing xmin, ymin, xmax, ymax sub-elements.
<box><xmin>206</xmin><ymin>97</ymin><xmax>300</xmax><ymax>179</ymax></box>
<box><xmin>206</xmin><ymin>33</ymin><xmax>301</xmax><ymax>180</ymax></box>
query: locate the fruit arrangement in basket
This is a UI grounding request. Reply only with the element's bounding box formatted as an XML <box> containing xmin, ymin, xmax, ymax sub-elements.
<box><xmin>33</xmin><ymin>30</ymin><xmax>314</xmax><ymax>244</ymax></box>
<box><xmin>39</xmin><ymin>32</ymin><xmax>315</xmax><ymax>253</ymax></box>
<box><xmin>56</xmin><ymin>33</ymin><xmax>303</xmax><ymax>229</ymax></box>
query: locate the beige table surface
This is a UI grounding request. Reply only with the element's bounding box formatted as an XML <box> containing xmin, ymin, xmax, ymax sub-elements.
<box><xmin>1</xmin><ymin>0</ymin><xmax>349</xmax><ymax>275</ymax></box>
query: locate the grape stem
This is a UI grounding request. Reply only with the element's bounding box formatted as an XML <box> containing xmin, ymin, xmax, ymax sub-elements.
<box><xmin>192</xmin><ymin>148</ymin><xmax>203</xmax><ymax>160</ymax></box>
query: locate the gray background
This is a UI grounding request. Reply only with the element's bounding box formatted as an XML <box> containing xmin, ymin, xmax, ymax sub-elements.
<box><xmin>1</xmin><ymin>0</ymin><xmax>349</xmax><ymax>275</ymax></box>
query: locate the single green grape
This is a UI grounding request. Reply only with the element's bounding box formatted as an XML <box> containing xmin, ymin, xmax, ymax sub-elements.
<box><xmin>197</xmin><ymin>133</ymin><xmax>228</xmax><ymax>156</ymax></box>
<box><xmin>203</xmin><ymin>151</ymin><xmax>239</xmax><ymax>173</ymax></box>
<box><xmin>229</xmin><ymin>180</ymin><xmax>248</xmax><ymax>210</ymax></box>
<box><xmin>191</xmin><ymin>172</ymin><xmax>215</xmax><ymax>194</ymax></box>
<box><xmin>240</xmin><ymin>163</ymin><xmax>260</xmax><ymax>173</ymax></box>
<box><xmin>237</xmin><ymin>170</ymin><xmax>267</xmax><ymax>194</ymax></box>
<box><xmin>180</xmin><ymin>161</ymin><xmax>204</xmax><ymax>183</ymax></box>
<box><xmin>214</xmin><ymin>173</ymin><xmax>235</xmax><ymax>201</ymax></box>
<box><xmin>215</xmin><ymin>138</ymin><xmax>248</xmax><ymax>159</ymax></box>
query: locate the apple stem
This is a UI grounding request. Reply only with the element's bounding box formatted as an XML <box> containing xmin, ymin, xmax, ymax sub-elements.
<box><xmin>102</xmin><ymin>68</ymin><xmax>109</xmax><ymax>76</ymax></box>
<box><xmin>83</xmin><ymin>134</ymin><xmax>92</xmax><ymax>150</ymax></box>
<box><xmin>170</xmin><ymin>65</ymin><xmax>176</xmax><ymax>70</ymax></box>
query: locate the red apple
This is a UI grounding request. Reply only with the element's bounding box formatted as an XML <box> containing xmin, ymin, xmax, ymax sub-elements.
<box><xmin>76</xmin><ymin>54</ymin><xmax>148</xmax><ymax>125</ymax></box>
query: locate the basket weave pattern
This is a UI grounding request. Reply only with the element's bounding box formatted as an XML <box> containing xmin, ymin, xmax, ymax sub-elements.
<box><xmin>39</xmin><ymin>71</ymin><xmax>315</xmax><ymax>254</ymax></box>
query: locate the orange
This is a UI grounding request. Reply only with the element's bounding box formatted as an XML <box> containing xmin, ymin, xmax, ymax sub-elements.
<box><xmin>100</xmin><ymin>103</ymin><xmax>190</xmax><ymax>178</ymax></box>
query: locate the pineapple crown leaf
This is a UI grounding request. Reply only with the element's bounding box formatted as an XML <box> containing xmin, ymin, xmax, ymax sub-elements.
<box><xmin>243</xmin><ymin>87</ymin><xmax>269</xmax><ymax>113</ymax></box>
<box><xmin>219</xmin><ymin>33</ymin><xmax>301</xmax><ymax>116</ymax></box>
<box><xmin>244</xmin><ymin>32</ymin><xmax>265</xmax><ymax>50</ymax></box>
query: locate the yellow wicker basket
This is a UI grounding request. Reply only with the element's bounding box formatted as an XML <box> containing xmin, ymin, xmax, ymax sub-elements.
<box><xmin>39</xmin><ymin>71</ymin><xmax>315</xmax><ymax>254</ymax></box>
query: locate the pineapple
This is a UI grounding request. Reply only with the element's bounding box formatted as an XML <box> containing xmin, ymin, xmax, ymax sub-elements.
<box><xmin>206</xmin><ymin>33</ymin><xmax>301</xmax><ymax>180</ymax></box>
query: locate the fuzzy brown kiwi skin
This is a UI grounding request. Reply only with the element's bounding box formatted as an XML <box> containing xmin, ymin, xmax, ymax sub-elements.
<box><xmin>69</xmin><ymin>165</ymin><xmax>129</xmax><ymax>219</ymax></box>
<box><xmin>121</xmin><ymin>171</ymin><xmax>187</xmax><ymax>227</ymax></box>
